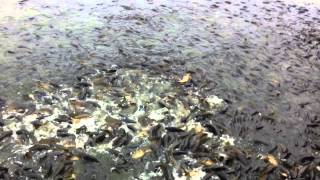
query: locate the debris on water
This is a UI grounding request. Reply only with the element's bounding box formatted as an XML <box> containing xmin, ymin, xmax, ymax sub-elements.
<box><xmin>205</xmin><ymin>95</ymin><xmax>224</xmax><ymax>109</ymax></box>
<box><xmin>262</xmin><ymin>154</ymin><xmax>279</xmax><ymax>167</ymax></box>
<box><xmin>131</xmin><ymin>148</ymin><xmax>151</xmax><ymax>159</ymax></box>
<box><xmin>219</xmin><ymin>134</ymin><xmax>235</xmax><ymax>146</ymax></box>
<box><xmin>148</xmin><ymin>108</ymin><xmax>168</xmax><ymax>121</ymax></box>
<box><xmin>178</xmin><ymin>73</ymin><xmax>192</xmax><ymax>84</ymax></box>
<box><xmin>200</xmin><ymin>159</ymin><xmax>215</xmax><ymax>166</ymax></box>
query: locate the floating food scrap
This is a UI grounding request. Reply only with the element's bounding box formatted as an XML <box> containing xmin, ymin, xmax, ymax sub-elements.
<box><xmin>262</xmin><ymin>154</ymin><xmax>278</xmax><ymax>167</ymax></box>
<box><xmin>178</xmin><ymin>73</ymin><xmax>191</xmax><ymax>84</ymax></box>
<box><xmin>200</xmin><ymin>159</ymin><xmax>215</xmax><ymax>166</ymax></box>
<box><xmin>132</xmin><ymin>148</ymin><xmax>151</xmax><ymax>159</ymax></box>
<box><xmin>0</xmin><ymin>66</ymin><xmax>318</xmax><ymax>179</ymax></box>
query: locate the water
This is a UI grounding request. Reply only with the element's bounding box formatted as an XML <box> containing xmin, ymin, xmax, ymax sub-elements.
<box><xmin>0</xmin><ymin>0</ymin><xmax>319</xmax><ymax>178</ymax></box>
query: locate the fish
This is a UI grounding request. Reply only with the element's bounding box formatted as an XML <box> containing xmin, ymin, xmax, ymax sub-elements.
<box><xmin>38</xmin><ymin>138</ymin><xmax>60</xmax><ymax>145</ymax></box>
<box><xmin>29</xmin><ymin>144</ymin><xmax>50</xmax><ymax>152</ymax></box>
<box><xmin>0</xmin><ymin>131</ymin><xmax>13</xmax><ymax>142</ymax></box>
<box><xmin>299</xmin><ymin>156</ymin><xmax>315</xmax><ymax>165</ymax></box>
<box><xmin>149</xmin><ymin>124</ymin><xmax>163</xmax><ymax>141</ymax></box>
<box><xmin>54</xmin><ymin>115</ymin><xmax>71</xmax><ymax>123</ymax></box>
<box><xmin>0</xmin><ymin>98</ymin><xmax>6</xmax><ymax>109</ymax></box>
<box><xmin>72</xmin><ymin>150</ymin><xmax>100</xmax><ymax>163</ymax></box>
<box><xmin>165</xmin><ymin>127</ymin><xmax>185</xmax><ymax>132</ymax></box>
<box><xmin>56</xmin><ymin>129</ymin><xmax>74</xmax><ymax>138</ymax></box>
<box><xmin>126</xmin><ymin>124</ymin><xmax>137</xmax><ymax>132</ymax></box>
<box><xmin>112</xmin><ymin>131</ymin><xmax>132</xmax><ymax>147</ymax></box>
<box><xmin>16</xmin><ymin>129</ymin><xmax>36</xmax><ymax>143</ymax></box>
<box><xmin>94</xmin><ymin>131</ymin><xmax>107</xmax><ymax>143</ymax></box>
<box><xmin>31</xmin><ymin>120</ymin><xmax>42</xmax><ymax>129</ymax></box>
<box><xmin>77</xmin><ymin>82</ymin><xmax>92</xmax><ymax>87</ymax></box>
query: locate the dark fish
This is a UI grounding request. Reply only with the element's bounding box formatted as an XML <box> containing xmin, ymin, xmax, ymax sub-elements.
<box><xmin>24</xmin><ymin>103</ymin><xmax>37</xmax><ymax>115</ymax></box>
<box><xmin>297</xmin><ymin>165</ymin><xmax>309</xmax><ymax>178</ymax></box>
<box><xmin>299</xmin><ymin>156</ymin><xmax>315</xmax><ymax>165</ymax></box>
<box><xmin>203</xmin><ymin>124</ymin><xmax>219</xmax><ymax>135</ymax></box>
<box><xmin>94</xmin><ymin>131</ymin><xmax>106</xmax><ymax>143</ymax></box>
<box><xmin>259</xmin><ymin>165</ymin><xmax>276</xmax><ymax>179</ymax></box>
<box><xmin>18</xmin><ymin>0</ymin><xmax>29</xmax><ymax>5</ymax></box>
<box><xmin>29</xmin><ymin>144</ymin><xmax>50</xmax><ymax>151</ymax></box>
<box><xmin>77</xmin><ymin>81</ymin><xmax>92</xmax><ymax>87</ymax></box>
<box><xmin>172</xmin><ymin>150</ymin><xmax>188</xmax><ymax>156</ymax></box>
<box><xmin>0</xmin><ymin>166</ymin><xmax>9</xmax><ymax>174</ymax></box>
<box><xmin>0</xmin><ymin>131</ymin><xmax>12</xmax><ymax>142</ymax></box>
<box><xmin>127</xmin><ymin>124</ymin><xmax>137</xmax><ymax>132</ymax></box>
<box><xmin>179</xmin><ymin>136</ymin><xmax>190</xmax><ymax>151</ymax></box>
<box><xmin>215</xmin><ymin>171</ymin><xmax>228</xmax><ymax>180</ymax></box>
<box><xmin>253</xmin><ymin>139</ymin><xmax>269</xmax><ymax>146</ymax></box>
<box><xmin>108</xmin><ymin>149</ymin><xmax>120</xmax><ymax>156</ymax></box>
<box><xmin>16</xmin><ymin>129</ymin><xmax>36</xmax><ymax>143</ymax></box>
<box><xmin>82</xmin><ymin>154</ymin><xmax>100</xmax><ymax>163</ymax></box>
<box><xmin>192</xmin><ymin>152</ymin><xmax>212</xmax><ymax>158</ymax></box>
<box><xmin>203</xmin><ymin>165</ymin><xmax>227</xmax><ymax>172</ymax></box>
<box><xmin>161</xmin><ymin>134</ymin><xmax>174</xmax><ymax>147</ymax></box>
<box><xmin>72</xmin><ymin>150</ymin><xmax>100</xmax><ymax>163</ymax></box>
<box><xmin>255</xmin><ymin>124</ymin><xmax>264</xmax><ymax>130</ymax></box>
<box><xmin>193</xmin><ymin>112</ymin><xmax>213</xmax><ymax>122</ymax></box>
<box><xmin>0</xmin><ymin>98</ymin><xmax>6</xmax><ymax>109</ymax></box>
<box><xmin>80</xmin><ymin>87</ymin><xmax>92</xmax><ymax>100</ymax></box>
<box><xmin>160</xmin><ymin>163</ymin><xmax>174</xmax><ymax>180</ymax></box>
<box><xmin>158</xmin><ymin>100</ymin><xmax>172</xmax><ymax>109</ymax></box>
<box><xmin>267</xmin><ymin>145</ymin><xmax>278</xmax><ymax>154</ymax></box>
<box><xmin>0</xmin><ymin>118</ymin><xmax>4</xmax><ymax>126</ymax></box>
<box><xmin>31</xmin><ymin>120</ymin><xmax>42</xmax><ymax>129</ymax></box>
<box><xmin>19</xmin><ymin>168</ymin><xmax>42</xmax><ymax>179</ymax></box>
<box><xmin>76</xmin><ymin>125</ymin><xmax>87</xmax><ymax>134</ymax></box>
<box><xmin>165</xmin><ymin>127</ymin><xmax>185</xmax><ymax>132</ymax></box>
<box><xmin>54</xmin><ymin>115</ymin><xmax>71</xmax><ymax>123</ymax></box>
<box><xmin>261</xmin><ymin>115</ymin><xmax>276</xmax><ymax>122</ymax></box>
<box><xmin>203</xmin><ymin>172</ymin><xmax>215</xmax><ymax>180</ymax></box>
<box><xmin>76</xmin><ymin>76</ymin><xmax>88</xmax><ymax>82</ymax></box>
<box><xmin>188</xmin><ymin>135</ymin><xmax>201</xmax><ymax>151</ymax></box>
<box><xmin>307</xmin><ymin>123</ymin><xmax>319</xmax><ymax>128</ymax></box>
<box><xmin>56</xmin><ymin>129</ymin><xmax>73</xmax><ymax>137</ymax></box>
<box><xmin>149</xmin><ymin>124</ymin><xmax>163</xmax><ymax>141</ymax></box>
<box><xmin>226</xmin><ymin>147</ymin><xmax>248</xmax><ymax>165</ymax></box>
<box><xmin>121</xmin><ymin>5</ymin><xmax>134</xmax><ymax>10</ymax></box>
<box><xmin>86</xmin><ymin>100</ymin><xmax>101</xmax><ymax>108</ymax></box>
<box><xmin>112</xmin><ymin>130</ymin><xmax>132</xmax><ymax>147</ymax></box>
<box><xmin>138</xmin><ymin>116</ymin><xmax>153</xmax><ymax>127</ymax></box>
<box><xmin>38</xmin><ymin>138</ymin><xmax>60</xmax><ymax>145</ymax></box>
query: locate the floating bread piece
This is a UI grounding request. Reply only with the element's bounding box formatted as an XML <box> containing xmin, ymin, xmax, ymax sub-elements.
<box><xmin>263</xmin><ymin>154</ymin><xmax>278</xmax><ymax>167</ymax></box>
<box><xmin>178</xmin><ymin>73</ymin><xmax>191</xmax><ymax>84</ymax></box>
<box><xmin>132</xmin><ymin>148</ymin><xmax>151</xmax><ymax>159</ymax></box>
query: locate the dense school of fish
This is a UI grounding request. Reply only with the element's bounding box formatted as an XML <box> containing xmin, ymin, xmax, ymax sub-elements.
<box><xmin>0</xmin><ymin>65</ymin><xmax>319</xmax><ymax>179</ymax></box>
<box><xmin>0</xmin><ymin>0</ymin><xmax>320</xmax><ymax>179</ymax></box>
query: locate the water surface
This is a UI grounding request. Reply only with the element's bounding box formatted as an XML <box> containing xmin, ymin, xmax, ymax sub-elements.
<box><xmin>0</xmin><ymin>0</ymin><xmax>319</xmax><ymax>175</ymax></box>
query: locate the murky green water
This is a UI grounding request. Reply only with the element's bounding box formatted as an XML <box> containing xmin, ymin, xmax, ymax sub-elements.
<box><xmin>0</xmin><ymin>0</ymin><xmax>320</xmax><ymax>179</ymax></box>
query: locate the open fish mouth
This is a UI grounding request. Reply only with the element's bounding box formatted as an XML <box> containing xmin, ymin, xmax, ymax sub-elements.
<box><xmin>0</xmin><ymin>65</ymin><xmax>319</xmax><ymax>179</ymax></box>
